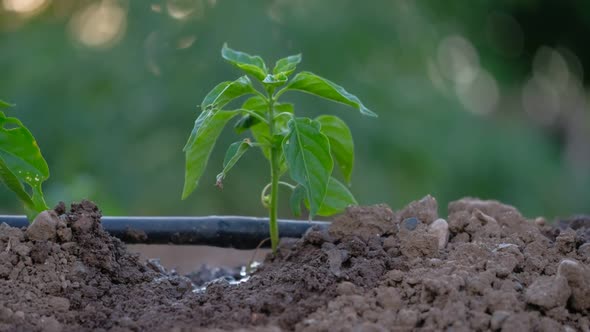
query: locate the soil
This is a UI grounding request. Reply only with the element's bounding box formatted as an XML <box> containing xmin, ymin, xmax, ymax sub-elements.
<box><xmin>1</xmin><ymin>197</ymin><xmax>589</xmax><ymax>331</ymax></box>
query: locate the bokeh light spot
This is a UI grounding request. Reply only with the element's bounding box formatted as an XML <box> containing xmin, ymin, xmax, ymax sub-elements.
<box><xmin>456</xmin><ymin>69</ymin><xmax>499</xmax><ymax>115</ymax></box>
<box><xmin>177</xmin><ymin>35</ymin><xmax>197</xmax><ymax>49</ymax></box>
<box><xmin>437</xmin><ymin>35</ymin><xmax>480</xmax><ymax>85</ymax></box>
<box><xmin>69</xmin><ymin>0</ymin><xmax>127</xmax><ymax>49</ymax></box>
<box><xmin>2</xmin><ymin>0</ymin><xmax>48</xmax><ymax>16</ymax></box>
<box><xmin>166</xmin><ymin>0</ymin><xmax>203</xmax><ymax>20</ymax></box>
<box><xmin>151</xmin><ymin>4</ymin><xmax>162</xmax><ymax>13</ymax></box>
<box><xmin>533</xmin><ymin>46</ymin><xmax>570</xmax><ymax>93</ymax></box>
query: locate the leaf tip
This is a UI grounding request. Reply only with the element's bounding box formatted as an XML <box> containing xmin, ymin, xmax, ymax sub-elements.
<box><xmin>181</xmin><ymin>180</ymin><xmax>197</xmax><ymax>200</ymax></box>
<box><xmin>0</xmin><ymin>100</ymin><xmax>14</xmax><ymax>109</ymax></box>
<box><xmin>362</xmin><ymin>107</ymin><xmax>378</xmax><ymax>118</ymax></box>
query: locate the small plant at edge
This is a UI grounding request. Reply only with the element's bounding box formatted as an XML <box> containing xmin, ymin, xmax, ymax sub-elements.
<box><xmin>0</xmin><ymin>99</ymin><xmax>49</xmax><ymax>220</ymax></box>
<box><xmin>182</xmin><ymin>44</ymin><xmax>376</xmax><ymax>252</ymax></box>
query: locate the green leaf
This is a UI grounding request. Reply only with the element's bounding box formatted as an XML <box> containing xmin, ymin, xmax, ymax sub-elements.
<box><xmin>282</xmin><ymin>117</ymin><xmax>333</xmax><ymax>217</ymax></box>
<box><xmin>221</xmin><ymin>44</ymin><xmax>268</xmax><ymax>81</ymax></box>
<box><xmin>234</xmin><ymin>96</ymin><xmax>267</xmax><ymax>134</ymax></box>
<box><xmin>262</xmin><ymin>72</ymin><xmax>288</xmax><ymax>88</ymax></box>
<box><xmin>234</xmin><ymin>115</ymin><xmax>258</xmax><ymax>134</ymax></box>
<box><xmin>313</xmin><ymin>177</ymin><xmax>357</xmax><ymax>216</ymax></box>
<box><xmin>183</xmin><ymin>109</ymin><xmax>210</xmax><ymax>152</ymax></box>
<box><xmin>216</xmin><ymin>139</ymin><xmax>252</xmax><ymax>187</ymax></box>
<box><xmin>183</xmin><ymin>110</ymin><xmax>239</xmax><ymax>199</ymax></box>
<box><xmin>242</xmin><ymin>95</ymin><xmax>268</xmax><ymax>111</ymax></box>
<box><xmin>275</xmin><ymin>103</ymin><xmax>294</xmax><ymax>115</ymax></box>
<box><xmin>295</xmin><ymin>177</ymin><xmax>357</xmax><ymax>218</ymax></box>
<box><xmin>238</xmin><ymin>96</ymin><xmax>293</xmax><ymax>160</ymax></box>
<box><xmin>281</xmin><ymin>71</ymin><xmax>377</xmax><ymax>117</ymax></box>
<box><xmin>201</xmin><ymin>76</ymin><xmax>255</xmax><ymax>111</ymax></box>
<box><xmin>0</xmin><ymin>100</ymin><xmax>12</xmax><ymax>109</ymax></box>
<box><xmin>316</xmin><ymin>115</ymin><xmax>354</xmax><ymax>184</ymax></box>
<box><xmin>289</xmin><ymin>184</ymin><xmax>306</xmax><ymax>217</ymax></box>
<box><xmin>0</xmin><ymin>158</ymin><xmax>34</xmax><ymax>209</ymax></box>
<box><xmin>0</xmin><ymin>111</ymin><xmax>49</xmax><ymax>218</ymax></box>
<box><xmin>273</xmin><ymin>54</ymin><xmax>302</xmax><ymax>76</ymax></box>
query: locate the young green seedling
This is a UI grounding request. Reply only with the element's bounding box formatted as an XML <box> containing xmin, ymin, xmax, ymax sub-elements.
<box><xmin>182</xmin><ymin>44</ymin><xmax>376</xmax><ymax>252</ymax></box>
<box><xmin>0</xmin><ymin>99</ymin><xmax>49</xmax><ymax>220</ymax></box>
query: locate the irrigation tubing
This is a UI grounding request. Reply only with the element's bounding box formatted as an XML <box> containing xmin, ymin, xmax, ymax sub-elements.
<box><xmin>0</xmin><ymin>215</ymin><xmax>329</xmax><ymax>249</ymax></box>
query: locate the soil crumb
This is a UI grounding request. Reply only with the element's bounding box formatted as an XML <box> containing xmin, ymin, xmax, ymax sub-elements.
<box><xmin>1</xmin><ymin>197</ymin><xmax>589</xmax><ymax>331</ymax></box>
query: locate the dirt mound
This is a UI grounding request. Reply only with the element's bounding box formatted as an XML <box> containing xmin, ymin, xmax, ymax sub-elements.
<box><xmin>1</xmin><ymin>197</ymin><xmax>589</xmax><ymax>331</ymax></box>
<box><xmin>0</xmin><ymin>201</ymin><xmax>192</xmax><ymax>332</ymax></box>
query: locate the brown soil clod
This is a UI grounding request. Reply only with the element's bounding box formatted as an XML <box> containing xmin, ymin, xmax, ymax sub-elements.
<box><xmin>0</xmin><ymin>196</ymin><xmax>589</xmax><ymax>331</ymax></box>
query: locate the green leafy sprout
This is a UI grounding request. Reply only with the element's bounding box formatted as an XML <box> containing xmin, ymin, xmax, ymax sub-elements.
<box><xmin>182</xmin><ymin>44</ymin><xmax>377</xmax><ymax>252</ymax></box>
<box><xmin>0</xmin><ymin>99</ymin><xmax>49</xmax><ymax>220</ymax></box>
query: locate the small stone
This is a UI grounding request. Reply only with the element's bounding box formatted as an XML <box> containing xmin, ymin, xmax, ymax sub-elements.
<box><xmin>13</xmin><ymin>311</ymin><xmax>25</xmax><ymax>319</ymax></box>
<box><xmin>429</xmin><ymin>218</ymin><xmax>449</xmax><ymax>249</ymax></box>
<box><xmin>26</xmin><ymin>210</ymin><xmax>59</xmax><ymax>242</ymax></box>
<box><xmin>501</xmin><ymin>312</ymin><xmax>532</xmax><ymax>332</ymax></box>
<box><xmin>56</xmin><ymin>227</ymin><xmax>72</xmax><ymax>242</ymax></box>
<box><xmin>39</xmin><ymin>316</ymin><xmax>62</xmax><ymax>332</ymax></box>
<box><xmin>385</xmin><ymin>269</ymin><xmax>404</xmax><ymax>283</ymax></box>
<box><xmin>336</xmin><ymin>281</ymin><xmax>357</xmax><ymax>296</ymax></box>
<box><xmin>30</xmin><ymin>241</ymin><xmax>51</xmax><ymax>264</ymax></box>
<box><xmin>534</xmin><ymin>217</ymin><xmax>547</xmax><ymax>227</ymax></box>
<box><xmin>375</xmin><ymin>286</ymin><xmax>402</xmax><ymax>310</ymax></box>
<box><xmin>536</xmin><ymin>317</ymin><xmax>563</xmax><ymax>332</ymax></box>
<box><xmin>0</xmin><ymin>306</ymin><xmax>13</xmax><ymax>320</ymax></box>
<box><xmin>303</xmin><ymin>225</ymin><xmax>332</xmax><ymax>245</ymax></box>
<box><xmin>60</xmin><ymin>242</ymin><xmax>77</xmax><ymax>252</ymax></box>
<box><xmin>474</xmin><ymin>209</ymin><xmax>498</xmax><ymax>225</ymax></box>
<box><xmin>577</xmin><ymin>243</ymin><xmax>590</xmax><ymax>259</ymax></box>
<box><xmin>325</xmin><ymin>248</ymin><xmax>347</xmax><ymax>277</ymax></box>
<box><xmin>398</xmin><ymin>195</ymin><xmax>439</xmax><ymax>224</ymax></box>
<box><xmin>397</xmin><ymin>309</ymin><xmax>418</xmax><ymax>327</ymax></box>
<box><xmin>48</xmin><ymin>296</ymin><xmax>70</xmax><ymax>312</ymax></box>
<box><xmin>470</xmin><ymin>311</ymin><xmax>491</xmax><ymax>331</ymax></box>
<box><xmin>556</xmin><ymin>229</ymin><xmax>577</xmax><ymax>254</ymax></box>
<box><xmin>557</xmin><ymin>259</ymin><xmax>590</xmax><ymax>311</ymax></box>
<box><xmin>13</xmin><ymin>243</ymin><xmax>30</xmax><ymax>257</ymax></box>
<box><xmin>72</xmin><ymin>215</ymin><xmax>93</xmax><ymax>234</ymax></box>
<box><xmin>401</xmin><ymin>217</ymin><xmax>419</xmax><ymax>231</ymax></box>
<box><xmin>525</xmin><ymin>275</ymin><xmax>571</xmax><ymax>309</ymax></box>
<box><xmin>486</xmin><ymin>290</ymin><xmax>524</xmax><ymax>313</ymax></box>
<box><xmin>448</xmin><ymin>198</ymin><xmax>524</xmax><ymax>228</ymax></box>
<box><xmin>490</xmin><ymin>310</ymin><xmax>510</xmax><ymax>331</ymax></box>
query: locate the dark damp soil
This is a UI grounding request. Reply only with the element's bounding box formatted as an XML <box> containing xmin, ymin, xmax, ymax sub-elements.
<box><xmin>1</xmin><ymin>197</ymin><xmax>590</xmax><ymax>331</ymax></box>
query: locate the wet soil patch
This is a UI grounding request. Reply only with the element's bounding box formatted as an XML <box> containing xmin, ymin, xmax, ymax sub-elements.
<box><xmin>1</xmin><ymin>197</ymin><xmax>589</xmax><ymax>331</ymax></box>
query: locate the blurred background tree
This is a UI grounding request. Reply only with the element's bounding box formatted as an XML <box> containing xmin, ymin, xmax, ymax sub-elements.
<box><xmin>0</xmin><ymin>0</ymin><xmax>588</xmax><ymax>219</ymax></box>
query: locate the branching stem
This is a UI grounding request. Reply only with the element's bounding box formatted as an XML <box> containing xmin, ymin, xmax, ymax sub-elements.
<box><xmin>273</xmin><ymin>112</ymin><xmax>293</xmax><ymax>121</ymax></box>
<box><xmin>239</xmin><ymin>109</ymin><xmax>269</xmax><ymax>125</ymax></box>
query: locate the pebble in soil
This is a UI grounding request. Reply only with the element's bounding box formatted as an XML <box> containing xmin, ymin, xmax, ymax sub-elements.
<box><xmin>0</xmin><ymin>197</ymin><xmax>589</xmax><ymax>331</ymax></box>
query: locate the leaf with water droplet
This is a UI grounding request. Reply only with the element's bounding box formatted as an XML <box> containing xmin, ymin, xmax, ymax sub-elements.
<box><xmin>0</xmin><ymin>110</ymin><xmax>49</xmax><ymax>219</ymax></box>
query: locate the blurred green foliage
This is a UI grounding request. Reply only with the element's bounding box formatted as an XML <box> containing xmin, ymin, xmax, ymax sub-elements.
<box><xmin>0</xmin><ymin>0</ymin><xmax>588</xmax><ymax>219</ymax></box>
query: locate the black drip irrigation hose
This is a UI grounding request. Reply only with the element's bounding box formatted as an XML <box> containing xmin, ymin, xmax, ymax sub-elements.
<box><xmin>0</xmin><ymin>215</ymin><xmax>329</xmax><ymax>250</ymax></box>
